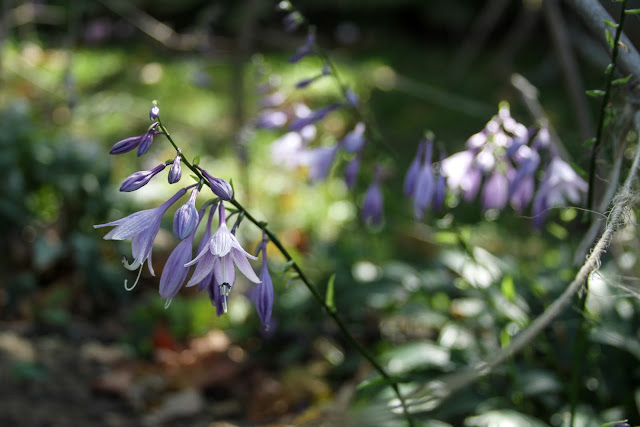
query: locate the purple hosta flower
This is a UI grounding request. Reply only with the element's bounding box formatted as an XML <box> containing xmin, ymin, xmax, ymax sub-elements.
<box><xmin>482</xmin><ymin>169</ymin><xmax>509</xmax><ymax>211</ymax></box>
<box><xmin>255</xmin><ymin>109</ymin><xmax>288</xmax><ymax>129</ymax></box>
<box><xmin>288</xmin><ymin>103</ymin><xmax>341</xmax><ymax>132</ymax></box>
<box><xmin>254</xmin><ymin>234</ymin><xmax>274</xmax><ymax>328</ymax></box>
<box><xmin>271</xmin><ymin>132</ymin><xmax>306</xmax><ymax>169</ymax></box>
<box><xmin>259</xmin><ymin>91</ymin><xmax>286</xmax><ymax>109</ymax></box>
<box><xmin>531</xmin><ymin>126</ymin><xmax>551</xmax><ymax>150</ymax></box>
<box><xmin>295</xmin><ymin>64</ymin><xmax>330</xmax><ymax>89</ymax></box>
<box><xmin>300</xmin><ymin>145</ymin><xmax>339</xmax><ymax>183</ymax></box>
<box><xmin>362</xmin><ymin>169</ymin><xmax>384</xmax><ymax>226</ymax></box>
<box><xmin>289</xmin><ymin>30</ymin><xmax>316</xmax><ymax>63</ymax></box>
<box><xmin>344</xmin><ymin>155</ymin><xmax>360</xmax><ymax>189</ymax></box>
<box><xmin>185</xmin><ymin>204</ymin><xmax>260</xmax><ymax>312</ymax></box>
<box><xmin>173</xmin><ymin>188</ymin><xmax>199</xmax><ymax>240</ymax></box>
<box><xmin>149</xmin><ymin>103</ymin><xmax>160</xmax><ymax>120</ymax></box>
<box><xmin>168</xmin><ymin>154</ymin><xmax>182</xmax><ymax>184</ymax></box>
<box><xmin>119</xmin><ymin>163</ymin><xmax>167</xmax><ymax>192</ymax></box>
<box><xmin>404</xmin><ymin>140</ymin><xmax>426</xmax><ymax>197</ymax></box>
<box><xmin>340</xmin><ymin>122</ymin><xmax>366</xmax><ymax>153</ymax></box>
<box><xmin>345</xmin><ymin>88</ymin><xmax>359</xmax><ymax>108</ymax></box>
<box><xmin>509</xmin><ymin>145</ymin><xmax>540</xmax><ymax>211</ymax></box>
<box><xmin>94</xmin><ymin>187</ymin><xmax>188</xmax><ymax>289</ymax></box>
<box><xmin>532</xmin><ymin>156</ymin><xmax>587</xmax><ymax>227</ymax></box>
<box><xmin>441</xmin><ymin>150</ymin><xmax>482</xmax><ymax>201</ymax></box>
<box><xmin>109</xmin><ymin>123</ymin><xmax>160</xmax><ymax>156</ymax></box>
<box><xmin>413</xmin><ymin>141</ymin><xmax>435</xmax><ymax>220</ymax></box>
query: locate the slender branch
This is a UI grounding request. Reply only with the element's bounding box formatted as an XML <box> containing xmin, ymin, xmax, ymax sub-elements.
<box><xmin>404</xmin><ymin>110</ymin><xmax>640</xmax><ymax>411</ymax></box>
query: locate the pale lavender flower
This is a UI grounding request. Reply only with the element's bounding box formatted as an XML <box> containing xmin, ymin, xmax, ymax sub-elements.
<box><xmin>509</xmin><ymin>145</ymin><xmax>540</xmax><ymax>211</ymax></box>
<box><xmin>413</xmin><ymin>141</ymin><xmax>434</xmax><ymax>220</ymax></box>
<box><xmin>109</xmin><ymin>123</ymin><xmax>160</xmax><ymax>155</ymax></box>
<box><xmin>340</xmin><ymin>122</ymin><xmax>365</xmax><ymax>153</ymax></box>
<box><xmin>149</xmin><ymin>104</ymin><xmax>160</xmax><ymax>121</ymax></box>
<box><xmin>362</xmin><ymin>176</ymin><xmax>384</xmax><ymax>226</ymax></box>
<box><xmin>185</xmin><ymin>204</ymin><xmax>260</xmax><ymax>312</ymax></box>
<box><xmin>173</xmin><ymin>188</ymin><xmax>199</xmax><ymax>240</ymax></box>
<box><xmin>482</xmin><ymin>170</ymin><xmax>509</xmax><ymax>211</ymax></box>
<box><xmin>288</xmin><ymin>104</ymin><xmax>341</xmax><ymax>132</ymax></box>
<box><xmin>255</xmin><ymin>235</ymin><xmax>274</xmax><ymax>328</ymax></box>
<box><xmin>168</xmin><ymin>154</ymin><xmax>182</xmax><ymax>184</ymax></box>
<box><xmin>94</xmin><ymin>187</ymin><xmax>188</xmax><ymax>289</ymax></box>
<box><xmin>119</xmin><ymin>163</ymin><xmax>166</xmax><ymax>192</ymax></box>
<box><xmin>300</xmin><ymin>145</ymin><xmax>339</xmax><ymax>182</ymax></box>
<box><xmin>259</xmin><ymin>91</ymin><xmax>286</xmax><ymax>109</ymax></box>
<box><xmin>532</xmin><ymin>156</ymin><xmax>587</xmax><ymax>227</ymax></box>
<box><xmin>271</xmin><ymin>132</ymin><xmax>305</xmax><ymax>169</ymax></box>
<box><xmin>441</xmin><ymin>150</ymin><xmax>482</xmax><ymax>201</ymax></box>
<box><xmin>255</xmin><ymin>109</ymin><xmax>288</xmax><ymax>129</ymax></box>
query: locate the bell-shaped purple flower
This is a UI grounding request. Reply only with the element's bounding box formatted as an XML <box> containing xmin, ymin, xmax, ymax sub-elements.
<box><xmin>432</xmin><ymin>153</ymin><xmax>447</xmax><ymax>212</ymax></box>
<box><xmin>340</xmin><ymin>122</ymin><xmax>366</xmax><ymax>153</ymax></box>
<box><xmin>532</xmin><ymin>156</ymin><xmax>587</xmax><ymax>227</ymax></box>
<box><xmin>288</xmin><ymin>104</ymin><xmax>341</xmax><ymax>132</ymax></box>
<box><xmin>404</xmin><ymin>140</ymin><xmax>426</xmax><ymax>197</ymax></box>
<box><xmin>185</xmin><ymin>204</ymin><xmax>260</xmax><ymax>310</ymax></box>
<box><xmin>482</xmin><ymin>170</ymin><xmax>509</xmax><ymax>211</ymax></box>
<box><xmin>344</xmin><ymin>155</ymin><xmax>360</xmax><ymax>189</ymax></box>
<box><xmin>94</xmin><ymin>187</ymin><xmax>188</xmax><ymax>288</ymax></box>
<box><xmin>168</xmin><ymin>154</ymin><xmax>182</xmax><ymax>184</ymax></box>
<box><xmin>119</xmin><ymin>163</ymin><xmax>167</xmax><ymax>192</ymax></box>
<box><xmin>345</xmin><ymin>88</ymin><xmax>359</xmax><ymax>107</ymax></box>
<box><xmin>413</xmin><ymin>141</ymin><xmax>435</xmax><ymax>220</ymax></box>
<box><xmin>300</xmin><ymin>145</ymin><xmax>339</xmax><ymax>183</ymax></box>
<box><xmin>254</xmin><ymin>236</ymin><xmax>274</xmax><ymax>328</ymax></box>
<box><xmin>362</xmin><ymin>178</ymin><xmax>384</xmax><ymax>226</ymax></box>
<box><xmin>159</xmin><ymin>232</ymin><xmax>194</xmax><ymax>304</ymax></box>
<box><xmin>173</xmin><ymin>188</ymin><xmax>199</xmax><ymax>240</ymax></box>
<box><xmin>442</xmin><ymin>150</ymin><xmax>482</xmax><ymax>201</ymax></box>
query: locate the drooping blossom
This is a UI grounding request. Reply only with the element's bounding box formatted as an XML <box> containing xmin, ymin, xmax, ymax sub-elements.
<box><xmin>254</xmin><ymin>233</ymin><xmax>274</xmax><ymax>328</ymax></box>
<box><xmin>168</xmin><ymin>154</ymin><xmax>182</xmax><ymax>184</ymax></box>
<box><xmin>300</xmin><ymin>145</ymin><xmax>339</xmax><ymax>183</ymax></box>
<box><xmin>482</xmin><ymin>169</ymin><xmax>509</xmax><ymax>211</ymax></box>
<box><xmin>198</xmin><ymin>167</ymin><xmax>234</xmax><ymax>201</ymax></box>
<box><xmin>289</xmin><ymin>30</ymin><xmax>316</xmax><ymax>63</ymax></box>
<box><xmin>288</xmin><ymin>104</ymin><xmax>341</xmax><ymax>132</ymax></box>
<box><xmin>94</xmin><ymin>187</ymin><xmax>189</xmax><ymax>289</ymax></box>
<box><xmin>340</xmin><ymin>122</ymin><xmax>366</xmax><ymax>153</ymax></box>
<box><xmin>173</xmin><ymin>188</ymin><xmax>199</xmax><ymax>240</ymax></box>
<box><xmin>404</xmin><ymin>140</ymin><xmax>426</xmax><ymax>197</ymax></box>
<box><xmin>109</xmin><ymin>123</ymin><xmax>160</xmax><ymax>156</ymax></box>
<box><xmin>345</xmin><ymin>88</ymin><xmax>359</xmax><ymax>107</ymax></box>
<box><xmin>413</xmin><ymin>141</ymin><xmax>435</xmax><ymax>220</ymax></box>
<box><xmin>185</xmin><ymin>204</ymin><xmax>260</xmax><ymax>312</ymax></box>
<box><xmin>362</xmin><ymin>167</ymin><xmax>384</xmax><ymax>226</ymax></box>
<box><xmin>344</xmin><ymin>155</ymin><xmax>360</xmax><ymax>189</ymax></box>
<box><xmin>432</xmin><ymin>152</ymin><xmax>447</xmax><ymax>212</ymax></box>
<box><xmin>119</xmin><ymin>163</ymin><xmax>167</xmax><ymax>192</ymax></box>
<box><xmin>532</xmin><ymin>156</ymin><xmax>587</xmax><ymax>227</ymax></box>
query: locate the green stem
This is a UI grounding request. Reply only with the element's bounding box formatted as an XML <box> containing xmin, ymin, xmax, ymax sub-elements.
<box><xmin>157</xmin><ymin>118</ymin><xmax>414</xmax><ymax>426</ymax></box>
<box><xmin>568</xmin><ymin>288</ymin><xmax>589</xmax><ymax>427</ymax></box>
<box><xmin>586</xmin><ymin>0</ymin><xmax>628</xmax><ymax>219</ymax></box>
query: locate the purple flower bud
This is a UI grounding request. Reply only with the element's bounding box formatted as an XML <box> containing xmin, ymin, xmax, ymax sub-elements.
<box><xmin>289</xmin><ymin>104</ymin><xmax>341</xmax><ymax>132</ymax></box>
<box><xmin>137</xmin><ymin>123</ymin><xmax>160</xmax><ymax>156</ymax></box>
<box><xmin>432</xmin><ymin>152</ymin><xmax>447</xmax><ymax>212</ymax></box>
<box><xmin>362</xmin><ymin>179</ymin><xmax>384</xmax><ymax>226</ymax></box>
<box><xmin>173</xmin><ymin>188</ymin><xmax>199</xmax><ymax>240</ymax></box>
<box><xmin>200</xmin><ymin>168</ymin><xmax>234</xmax><ymax>201</ymax></box>
<box><xmin>168</xmin><ymin>154</ymin><xmax>182</xmax><ymax>184</ymax></box>
<box><xmin>289</xmin><ymin>30</ymin><xmax>315</xmax><ymax>63</ymax></box>
<box><xmin>345</xmin><ymin>88</ymin><xmax>359</xmax><ymax>107</ymax></box>
<box><xmin>119</xmin><ymin>163</ymin><xmax>166</xmax><ymax>192</ymax></box>
<box><xmin>482</xmin><ymin>170</ymin><xmax>509</xmax><ymax>211</ymax></box>
<box><xmin>295</xmin><ymin>76</ymin><xmax>319</xmax><ymax>89</ymax></box>
<box><xmin>413</xmin><ymin>142</ymin><xmax>434</xmax><ymax>220</ymax></box>
<box><xmin>283</xmin><ymin>11</ymin><xmax>303</xmax><ymax>32</ymax></box>
<box><xmin>340</xmin><ymin>122</ymin><xmax>365</xmax><ymax>153</ymax></box>
<box><xmin>300</xmin><ymin>145</ymin><xmax>339</xmax><ymax>183</ymax></box>
<box><xmin>344</xmin><ymin>156</ymin><xmax>360</xmax><ymax>189</ymax></box>
<box><xmin>110</xmin><ymin>135</ymin><xmax>143</xmax><ymax>155</ymax></box>
<box><xmin>149</xmin><ymin>104</ymin><xmax>160</xmax><ymax>120</ymax></box>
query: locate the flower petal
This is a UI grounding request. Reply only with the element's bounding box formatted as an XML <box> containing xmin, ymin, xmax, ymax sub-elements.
<box><xmin>232</xmin><ymin>248</ymin><xmax>261</xmax><ymax>283</ymax></box>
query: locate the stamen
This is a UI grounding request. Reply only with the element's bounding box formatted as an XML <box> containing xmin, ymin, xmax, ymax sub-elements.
<box><xmin>164</xmin><ymin>298</ymin><xmax>172</xmax><ymax>309</ymax></box>
<box><xmin>123</xmin><ymin>262</ymin><xmax>144</xmax><ymax>291</ymax></box>
<box><xmin>220</xmin><ymin>282</ymin><xmax>231</xmax><ymax>313</ymax></box>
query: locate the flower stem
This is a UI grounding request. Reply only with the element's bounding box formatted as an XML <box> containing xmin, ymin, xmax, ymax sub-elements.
<box><xmin>157</xmin><ymin>118</ymin><xmax>413</xmax><ymax>426</ymax></box>
<box><xmin>586</xmin><ymin>0</ymin><xmax>628</xmax><ymax>219</ymax></box>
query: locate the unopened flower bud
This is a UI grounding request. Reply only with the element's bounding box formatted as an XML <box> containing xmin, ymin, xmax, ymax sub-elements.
<box><xmin>199</xmin><ymin>168</ymin><xmax>233</xmax><ymax>200</ymax></box>
<box><xmin>173</xmin><ymin>188</ymin><xmax>199</xmax><ymax>240</ymax></box>
<box><xmin>119</xmin><ymin>163</ymin><xmax>166</xmax><ymax>192</ymax></box>
<box><xmin>168</xmin><ymin>154</ymin><xmax>182</xmax><ymax>184</ymax></box>
<box><xmin>149</xmin><ymin>102</ymin><xmax>160</xmax><ymax>120</ymax></box>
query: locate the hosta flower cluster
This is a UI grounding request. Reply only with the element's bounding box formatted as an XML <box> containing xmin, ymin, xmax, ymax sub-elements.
<box><xmin>94</xmin><ymin>103</ymin><xmax>273</xmax><ymax>328</ymax></box>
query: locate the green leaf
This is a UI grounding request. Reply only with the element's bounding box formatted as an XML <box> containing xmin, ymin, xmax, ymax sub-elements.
<box><xmin>605</xmin><ymin>28</ymin><xmax>614</xmax><ymax>49</ymax></box>
<box><xmin>584</xmin><ymin>137</ymin><xmax>596</xmax><ymax>147</ymax></box>
<box><xmin>190</xmin><ymin>174</ymin><xmax>199</xmax><ymax>182</ymax></box>
<box><xmin>612</xmin><ymin>74</ymin><xmax>632</xmax><ymax>86</ymax></box>
<box><xmin>625</xmin><ymin>8</ymin><xmax>640</xmax><ymax>14</ymax></box>
<box><xmin>325</xmin><ymin>274</ymin><xmax>336</xmax><ymax>312</ymax></box>
<box><xmin>192</xmin><ymin>155</ymin><xmax>200</xmax><ymax>166</ymax></box>
<box><xmin>603</xmin><ymin>19</ymin><xmax>618</xmax><ymax>28</ymax></box>
<box><xmin>604</xmin><ymin>63</ymin><xmax>613</xmax><ymax>74</ymax></box>
<box><xmin>281</xmin><ymin>259</ymin><xmax>295</xmax><ymax>273</ymax></box>
<box><xmin>585</xmin><ymin>89</ymin><xmax>605</xmax><ymax>98</ymax></box>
